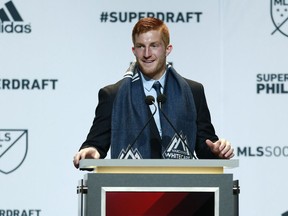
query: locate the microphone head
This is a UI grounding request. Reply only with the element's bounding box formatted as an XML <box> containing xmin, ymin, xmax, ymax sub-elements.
<box><xmin>157</xmin><ymin>94</ymin><xmax>167</xmax><ymax>104</ymax></box>
<box><xmin>145</xmin><ymin>95</ymin><xmax>155</xmax><ymax>105</ymax></box>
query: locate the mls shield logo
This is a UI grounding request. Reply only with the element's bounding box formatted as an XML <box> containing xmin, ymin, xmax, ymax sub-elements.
<box><xmin>271</xmin><ymin>0</ymin><xmax>288</xmax><ymax>37</ymax></box>
<box><xmin>0</xmin><ymin>129</ymin><xmax>28</xmax><ymax>174</ymax></box>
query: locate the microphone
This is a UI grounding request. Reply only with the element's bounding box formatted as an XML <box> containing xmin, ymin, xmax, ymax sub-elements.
<box><xmin>120</xmin><ymin>95</ymin><xmax>157</xmax><ymax>159</ymax></box>
<box><xmin>157</xmin><ymin>94</ymin><xmax>166</xmax><ymax>109</ymax></box>
<box><xmin>145</xmin><ymin>95</ymin><xmax>155</xmax><ymax>106</ymax></box>
<box><xmin>156</xmin><ymin>94</ymin><xmax>198</xmax><ymax>159</ymax></box>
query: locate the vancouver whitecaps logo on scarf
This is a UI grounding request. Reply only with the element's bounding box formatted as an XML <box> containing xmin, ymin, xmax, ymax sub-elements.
<box><xmin>118</xmin><ymin>148</ymin><xmax>142</xmax><ymax>159</ymax></box>
<box><xmin>162</xmin><ymin>132</ymin><xmax>192</xmax><ymax>159</ymax></box>
<box><xmin>118</xmin><ymin>131</ymin><xmax>192</xmax><ymax>159</ymax></box>
<box><xmin>271</xmin><ymin>0</ymin><xmax>288</xmax><ymax>37</ymax></box>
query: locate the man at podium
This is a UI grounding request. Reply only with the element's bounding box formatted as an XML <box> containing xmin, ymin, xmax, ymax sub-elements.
<box><xmin>73</xmin><ymin>17</ymin><xmax>234</xmax><ymax>168</ymax></box>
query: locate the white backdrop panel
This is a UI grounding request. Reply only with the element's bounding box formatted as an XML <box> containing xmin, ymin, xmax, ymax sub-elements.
<box><xmin>2</xmin><ymin>0</ymin><xmax>287</xmax><ymax>215</ymax></box>
<box><xmin>222</xmin><ymin>0</ymin><xmax>288</xmax><ymax>215</ymax></box>
<box><xmin>0</xmin><ymin>0</ymin><xmax>223</xmax><ymax>215</ymax></box>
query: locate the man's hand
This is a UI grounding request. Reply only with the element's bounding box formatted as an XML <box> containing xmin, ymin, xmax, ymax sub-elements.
<box><xmin>206</xmin><ymin>139</ymin><xmax>234</xmax><ymax>159</ymax></box>
<box><xmin>73</xmin><ymin>147</ymin><xmax>100</xmax><ymax>168</ymax></box>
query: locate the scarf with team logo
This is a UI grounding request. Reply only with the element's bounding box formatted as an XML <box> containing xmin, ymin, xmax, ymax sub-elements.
<box><xmin>111</xmin><ymin>62</ymin><xmax>197</xmax><ymax>159</ymax></box>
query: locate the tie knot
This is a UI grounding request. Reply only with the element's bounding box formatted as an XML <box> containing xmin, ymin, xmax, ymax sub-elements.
<box><xmin>153</xmin><ymin>81</ymin><xmax>162</xmax><ymax>97</ymax></box>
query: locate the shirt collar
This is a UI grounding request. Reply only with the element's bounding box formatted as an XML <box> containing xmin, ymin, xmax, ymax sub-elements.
<box><xmin>139</xmin><ymin>70</ymin><xmax>167</xmax><ymax>93</ymax></box>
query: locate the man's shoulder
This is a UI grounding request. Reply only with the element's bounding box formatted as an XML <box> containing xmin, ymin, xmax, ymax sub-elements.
<box><xmin>101</xmin><ymin>79</ymin><xmax>124</xmax><ymax>95</ymax></box>
<box><xmin>183</xmin><ymin>78</ymin><xmax>204</xmax><ymax>92</ymax></box>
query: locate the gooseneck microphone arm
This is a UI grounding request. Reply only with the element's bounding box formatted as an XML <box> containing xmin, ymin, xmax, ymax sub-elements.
<box><xmin>157</xmin><ymin>94</ymin><xmax>198</xmax><ymax>159</ymax></box>
<box><xmin>121</xmin><ymin>96</ymin><xmax>157</xmax><ymax>159</ymax></box>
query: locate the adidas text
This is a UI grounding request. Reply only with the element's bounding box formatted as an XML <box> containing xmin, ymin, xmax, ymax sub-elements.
<box><xmin>0</xmin><ymin>22</ymin><xmax>32</xmax><ymax>33</ymax></box>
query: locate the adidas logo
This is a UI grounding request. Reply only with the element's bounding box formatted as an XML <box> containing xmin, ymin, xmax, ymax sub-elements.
<box><xmin>0</xmin><ymin>0</ymin><xmax>31</xmax><ymax>33</ymax></box>
<box><xmin>0</xmin><ymin>0</ymin><xmax>23</xmax><ymax>22</ymax></box>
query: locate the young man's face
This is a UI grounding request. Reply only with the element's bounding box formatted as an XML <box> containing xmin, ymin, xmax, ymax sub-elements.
<box><xmin>132</xmin><ymin>30</ymin><xmax>172</xmax><ymax>80</ymax></box>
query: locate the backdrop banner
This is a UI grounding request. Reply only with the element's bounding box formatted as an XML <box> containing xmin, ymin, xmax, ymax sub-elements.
<box><xmin>0</xmin><ymin>0</ymin><xmax>287</xmax><ymax>215</ymax></box>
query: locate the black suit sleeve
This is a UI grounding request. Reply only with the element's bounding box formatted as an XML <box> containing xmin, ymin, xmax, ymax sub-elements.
<box><xmin>186</xmin><ymin>79</ymin><xmax>220</xmax><ymax>159</ymax></box>
<box><xmin>79</xmin><ymin>82</ymin><xmax>121</xmax><ymax>158</ymax></box>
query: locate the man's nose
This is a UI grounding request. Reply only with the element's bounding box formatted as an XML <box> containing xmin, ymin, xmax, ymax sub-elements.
<box><xmin>144</xmin><ymin>47</ymin><xmax>152</xmax><ymax>57</ymax></box>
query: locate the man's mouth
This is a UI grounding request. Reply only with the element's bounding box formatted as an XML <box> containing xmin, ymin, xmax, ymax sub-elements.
<box><xmin>142</xmin><ymin>59</ymin><xmax>155</xmax><ymax>64</ymax></box>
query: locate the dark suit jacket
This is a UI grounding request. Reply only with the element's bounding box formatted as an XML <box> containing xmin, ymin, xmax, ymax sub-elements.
<box><xmin>80</xmin><ymin>78</ymin><xmax>219</xmax><ymax>159</ymax></box>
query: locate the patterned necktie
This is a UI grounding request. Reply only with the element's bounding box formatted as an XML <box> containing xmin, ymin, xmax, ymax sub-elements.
<box><xmin>152</xmin><ymin>81</ymin><xmax>161</xmax><ymax>97</ymax></box>
<box><xmin>152</xmin><ymin>80</ymin><xmax>162</xmax><ymax>132</ymax></box>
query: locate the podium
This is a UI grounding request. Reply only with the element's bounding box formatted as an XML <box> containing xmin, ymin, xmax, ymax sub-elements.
<box><xmin>77</xmin><ymin>159</ymin><xmax>239</xmax><ymax>216</ymax></box>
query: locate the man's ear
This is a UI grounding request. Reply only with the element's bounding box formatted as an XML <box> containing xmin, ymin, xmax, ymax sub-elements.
<box><xmin>166</xmin><ymin>44</ymin><xmax>173</xmax><ymax>56</ymax></box>
<box><xmin>132</xmin><ymin>47</ymin><xmax>136</xmax><ymax>56</ymax></box>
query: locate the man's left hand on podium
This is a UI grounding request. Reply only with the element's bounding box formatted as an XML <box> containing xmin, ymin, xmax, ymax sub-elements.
<box><xmin>206</xmin><ymin>139</ymin><xmax>234</xmax><ymax>159</ymax></box>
